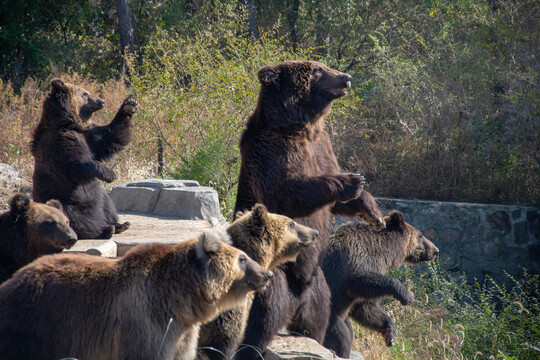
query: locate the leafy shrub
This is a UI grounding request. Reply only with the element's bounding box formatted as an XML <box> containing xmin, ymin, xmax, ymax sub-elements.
<box><xmin>125</xmin><ymin>22</ymin><xmax>314</xmax><ymax>219</ymax></box>
<box><xmin>356</xmin><ymin>262</ymin><xmax>540</xmax><ymax>360</ymax></box>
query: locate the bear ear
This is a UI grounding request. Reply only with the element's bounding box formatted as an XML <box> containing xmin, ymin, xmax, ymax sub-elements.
<box><xmin>251</xmin><ymin>203</ymin><xmax>269</xmax><ymax>227</ymax></box>
<box><xmin>50</xmin><ymin>78</ymin><xmax>68</xmax><ymax>93</ymax></box>
<box><xmin>45</xmin><ymin>199</ymin><xmax>64</xmax><ymax>212</ymax></box>
<box><xmin>384</xmin><ymin>210</ymin><xmax>406</xmax><ymax>232</ymax></box>
<box><xmin>258</xmin><ymin>66</ymin><xmax>279</xmax><ymax>85</ymax></box>
<box><xmin>9</xmin><ymin>194</ymin><xmax>30</xmax><ymax>216</ymax></box>
<box><xmin>196</xmin><ymin>227</ymin><xmax>231</xmax><ymax>259</ymax></box>
<box><xmin>234</xmin><ymin>210</ymin><xmax>247</xmax><ymax>220</ymax></box>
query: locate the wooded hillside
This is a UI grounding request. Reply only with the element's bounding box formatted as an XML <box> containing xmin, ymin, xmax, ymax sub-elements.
<box><xmin>0</xmin><ymin>0</ymin><xmax>538</xmax><ymax>208</ymax></box>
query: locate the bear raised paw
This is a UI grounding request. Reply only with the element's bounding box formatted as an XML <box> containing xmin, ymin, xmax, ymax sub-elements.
<box><xmin>233</xmin><ymin>61</ymin><xmax>384</xmax><ymax>359</ymax></box>
<box><xmin>31</xmin><ymin>79</ymin><xmax>136</xmax><ymax>239</ymax></box>
<box><xmin>322</xmin><ymin>210</ymin><xmax>439</xmax><ymax>357</ymax></box>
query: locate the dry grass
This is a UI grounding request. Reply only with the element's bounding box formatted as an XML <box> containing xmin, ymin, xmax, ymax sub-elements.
<box><xmin>0</xmin><ymin>74</ymin><xmax>156</xmax><ymax>190</ymax></box>
<box><xmin>352</xmin><ymin>300</ymin><xmax>468</xmax><ymax>360</ymax></box>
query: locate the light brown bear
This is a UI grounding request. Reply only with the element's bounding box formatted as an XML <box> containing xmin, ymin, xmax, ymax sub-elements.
<box><xmin>0</xmin><ymin>227</ymin><xmax>272</xmax><ymax>360</ymax></box>
<box><xmin>196</xmin><ymin>204</ymin><xmax>319</xmax><ymax>360</ymax></box>
<box><xmin>322</xmin><ymin>210</ymin><xmax>439</xmax><ymax>358</ymax></box>
<box><xmin>0</xmin><ymin>193</ymin><xmax>77</xmax><ymax>283</ymax></box>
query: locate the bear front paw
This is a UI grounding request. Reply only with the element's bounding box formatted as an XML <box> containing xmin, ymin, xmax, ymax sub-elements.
<box><xmin>101</xmin><ymin>168</ymin><xmax>118</xmax><ymax>183</ymax></box>
<box><xmin>383</xmin><ymin>327</ymin><xmax>396</xmax><ymax>347</ymax></box>
<box><xmin>335</xmin><ymin>173</ymin><xmax>365</xmax><ymax>202</ymax></box>
<box><xmin>121</xmin><ymin>95</ymin><xmax>137</xmax><ymax>115</ymax></box>
<box><xmin>398</xmin><ymin>289</ymin><xmax>414</xmax><ymax>306</ymax></box>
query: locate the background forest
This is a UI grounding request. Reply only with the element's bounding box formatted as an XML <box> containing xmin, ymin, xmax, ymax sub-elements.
<box><xmin>0</xmin><ymin>1</ymin><xmax>539</xmax><ymax>359</ymax></box>
<box><xmin>1</xmin><ymin>0</ymin><xmax>538</xmax><ymax>211</ymax></box>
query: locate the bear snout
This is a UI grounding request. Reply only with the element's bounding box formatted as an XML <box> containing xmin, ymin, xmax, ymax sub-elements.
<box><xmin>343</xmin><ymin>74</ymin><xmax>352</xmax><ymax>89</ymax></box>
<box><xmin>65</xmin><ymin>235</ymin><xmax>78</xmax><ymax>247</ymax></box>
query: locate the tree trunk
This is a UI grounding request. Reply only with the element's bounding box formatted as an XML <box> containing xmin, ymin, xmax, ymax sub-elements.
<box><xmin>116</xmin><ymin>0</ymin><xmax>134</xmax><ymax>79</ymax></box>
<box><xmin>287</xmin><ymin>0</ymin><xmax>300</xmax><ymax>52</ymax></box>
<box><xmin>239</xmin><ymin>0</ymin><xmax>258</xmax><ymax>40</ymax></box>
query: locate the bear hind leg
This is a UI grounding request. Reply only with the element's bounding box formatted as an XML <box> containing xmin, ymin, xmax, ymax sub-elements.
<box><xmin>323</xmin><ymin>314</ymin><xmax>354</xmax><ymax>358</ymax></box>
<box><xmin>114</xmin><ymin>221</ymin><xmax>130</xmax><ymax>234</ymax></box>
<box><xmin>287</xmin><ymin>267</ymin><xmax>330</xmax><ymax>343</ymax></box>
<box><xmin>349</xmin><ymin>300</ymin><xmax>396</xmax><ymax>347</ymax></box>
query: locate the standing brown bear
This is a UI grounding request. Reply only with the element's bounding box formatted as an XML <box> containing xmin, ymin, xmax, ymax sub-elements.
<box><xmin>234</xmin><ymin>61</ymin><xmax>385</xmax><ymax>359</ymax></box>
<box><xmin>0</xmin><ymin>227</ymin><xmax>272</xmax><ymax>360</ymax></box>
<box><xmin>322</xmin><ymin>210</ymin><xmax>439</xmax><ymax>358</ymax></box>
<box><xmin>31</xmin><ymin>79</ymin><xmax>136</xmax><ymax>239</ymax></box>
<box><xmin>0</xmin><ymin>193</ymin><xmax>77</xmax><ymax>283</ymax></box>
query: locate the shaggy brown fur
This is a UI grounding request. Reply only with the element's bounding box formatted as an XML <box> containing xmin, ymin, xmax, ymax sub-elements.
<box><xmin>322</xmin><ymin>211</ymin><xmax>439</xmax><ymax>358</ymax></box>
<box><xmin>197</xmin><ymin>204</ymin><xmax>319</xmax><ymax>360</ymax></box>
<box><xmin>31</xmin><ymin>79</ymin><xmax>135</xmax><ymax>239</ymax></box>
<box><xmin>0</xmin><ymin>228</ymin><xmax>272</xmax><ymax>360</ymax></box>
<box><xmin>0</xmin><ymin>193</ymin><xmax>77</xmax><ymax>283</ymax></box>
<box><xmin>234</xmin><ymin>61</ymin><xmax>384</xmax><ymax>359</ymax></box>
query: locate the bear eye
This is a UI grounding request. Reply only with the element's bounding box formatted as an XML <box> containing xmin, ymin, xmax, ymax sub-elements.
<box><xmin>289</xmin><ymin>222</ymin><xmax>295</xmax><ymax>229</ymax></box>
<box><xmin>83</xmin><ymin>92</ymin><xmax>88</xmax><ymax>97</ymax></box>
<box><xmin>239</xmin><ymin>255</ymin><xmax>247</xmax><ymax>265</ymax></box>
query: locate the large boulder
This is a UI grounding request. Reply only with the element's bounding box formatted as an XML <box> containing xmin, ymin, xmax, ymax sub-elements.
<box><xmin>110</xmin><ymin>179</ymin><xmax>226</xmax><ymax>222</ymax></box>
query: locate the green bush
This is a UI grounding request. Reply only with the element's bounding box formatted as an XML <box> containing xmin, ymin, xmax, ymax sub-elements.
<box><xmin>125</xmin><ymin>22</ymin><xmax>313</xmax><ymax>219</ymax></box>
<box><xmin>387</xmin><ymin>262</ymin><xmax>540</xmax><ymax>359</ymax></box>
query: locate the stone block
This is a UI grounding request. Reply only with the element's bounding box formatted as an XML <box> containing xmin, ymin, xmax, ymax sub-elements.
<box><xmin>110</xmin><ymin>179</ymin><xmax>225</xmax><ymax>222</ymax></box>
<box><xmin>487</xmin><ymin>210</ymin><xmax>511</xmax><ymax>234</ymax></box>
<box><xmin>126</xmin><ymin>179</ymin><xmax>200</xmax><ymax>189</ymax></box>
<box><xmin>0</xmin><ymin>163</ymin><xmax>22</xmax><ymax>191</ymax></box>
<box><xmin>153</xmin><ymin>187</ymin><xmax>224</xmax><ymax>221</ymax></box>
<box><xmin>265</xmin><ymin>334</ymin><xmax>350</xmax><ymax>360</ymax></box>
<box><xmin>65</xmin><ymin>240</ymin><xmax>117</xmax><ymax>257</ymax></box>
<box><xmin>514</xmin><ymin>221</ymin><xmax>529</xmax><ymax>244</ymax></box>
<box><xmin>110</xmin><ymin>185</ymin><xmax>160</xmax><ymax>213</ymax></box>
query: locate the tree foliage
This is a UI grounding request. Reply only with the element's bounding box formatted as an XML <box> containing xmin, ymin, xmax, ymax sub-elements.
<box><xmin>0</xmin><ymin>0</ymin><xmax>538</xmax><ymax>205</ymax></box>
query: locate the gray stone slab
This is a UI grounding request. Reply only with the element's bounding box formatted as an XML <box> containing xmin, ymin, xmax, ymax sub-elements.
<box><xmin>153</xmin><ymin>187</ymin><xmax>225</xmax><ymax>221</ymax></box>
<box><xmin>112</xmin><ymin>213</ymin><xmax>215</xmax><ymax>256</ymax></box>
<box><xmin>64</xmin><ymin>240</ymin><xmax>117</xmax><ymax>257</ymax></box>
<box><xmin>265</xmin><ymin>334</ymin><xmax>348</xmax><ymax>360</ymax></box>
<box><xmin>110</xmin><ymin>185</ymin><xmax>160</xmax><ymax>213</ymax></box>
<box><xmin>126</xmin><ymin>179</ymin><xmax>200</xmax><ymax>189</ymax></box>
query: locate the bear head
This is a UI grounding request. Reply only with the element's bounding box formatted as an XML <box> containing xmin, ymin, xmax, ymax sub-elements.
<box><xmin>23</xmin><ymin>197</ymin><xmax>78</xmax><ymax>255</ymax></box>
<box><xmin>229</xmin><ymin>204</ymin><xmax>319</xmax><ymax>269</ymax></box>
<box><xmin>384</xmin><ymin>210</ymin><xmax>439</xmax><ymax>265</ymax></box>
<box><xmin>195</xmin><ymin>227</ymin><xmax>273</xmax><ymax>317</ymax></box>
<box><xmin>49</xmin><ymin>78</ymin><xmax>105</xmax><ymax>122</ymax></box>
<box><xmin>1</xmin><ymin>194</ymin><xmax>77</xmax><ymax>262</ymax></box>
<box><xmin>256</xmin><ymin>61</ymin><xmax>352</xmax><ymax>128</ymax></box>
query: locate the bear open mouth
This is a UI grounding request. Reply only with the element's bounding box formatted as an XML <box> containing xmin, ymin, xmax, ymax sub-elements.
<box><xmin>248</xmin><ymin>279</ymin><xmax>270</xmax><ymax>291</ymax></box>
<box><xmin>325</xmin><ymin>80</ymin><xmax>352</xmax><ymax>98</ymax></box>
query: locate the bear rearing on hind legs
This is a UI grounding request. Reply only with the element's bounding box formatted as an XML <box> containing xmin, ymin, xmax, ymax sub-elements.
<box><xmin>233</xmin><ymin>61</ymin><xmax>385</xmax><ymax>359</ymax></box>
<box><xmin>31</xmin><ymin>79</ymin><xmax>136</xmax><ymax>239</ymax></box>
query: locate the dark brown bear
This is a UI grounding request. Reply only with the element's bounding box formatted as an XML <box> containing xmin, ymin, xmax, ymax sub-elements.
<box><xmin>196</xmin><ymin>204</ymin><xmax>319</xmax><ymax>360</ymax></box>
<box><xmin>322</xmin><ymin>210</ymin><xmax>439</xmax><ymax>358</ymax></box>
<box><xmin>0</xmin><ymin>193</ymin><xmax>77</xmax><ymax>283</ymax></box>
<box><xmin>31</xmin><ymin>79</ymin><xmax>136</xmax><ymax>239</ymax></box>
<box><xmin>0</xmin><ymin>227</ymin><xmax>272</xmax><ymax>360</ymax></box>
<box><xmin>233</xmin><ymin>61</ymin><xmax>385</xmax><ymax>359</ymax></box>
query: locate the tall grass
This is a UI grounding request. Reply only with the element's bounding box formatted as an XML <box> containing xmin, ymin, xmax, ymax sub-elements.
<box><xmin>353</xmin><ymin>262</ymin><xmax>540</xmax><ymax>360</ymax></box>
